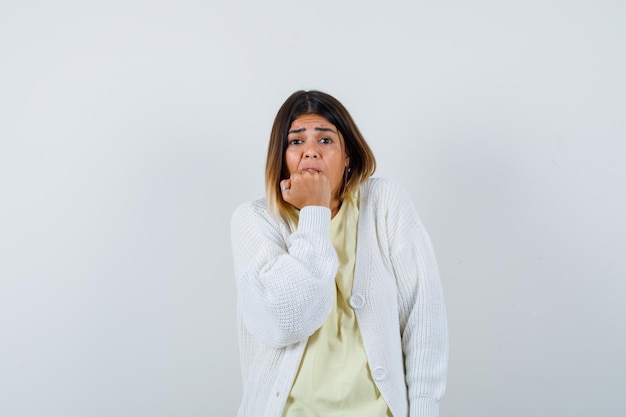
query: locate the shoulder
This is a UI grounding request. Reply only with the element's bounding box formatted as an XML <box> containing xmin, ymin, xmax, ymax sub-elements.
<box><xmin>360</xmin><ymin>177</ymin><xmax>414</xmax><ymax>207</ymax></box>
<box><xmin>359</xmin><ymin>177</ymin><xmax>424</xmax><ymax>233</ymax></box>
<box><xmin>232</xmin><ymin>198</ymin><xmax>269</xmax><ymax>221</ymax></box>
<box><xmin>231</xmin><ymin>198</ymin><xmax>290</xmax><ymax>235</ymax></box>
<box><xmin>231</xmin><ymin>198</ymin><xmax>272</xmax><ymax>231</ymax></box>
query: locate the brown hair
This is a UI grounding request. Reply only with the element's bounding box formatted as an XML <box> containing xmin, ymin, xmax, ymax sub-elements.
<box><xmin>265</xmin><ymin>90</ymin><xmax>376</xmax><ymax>221</ymax></box>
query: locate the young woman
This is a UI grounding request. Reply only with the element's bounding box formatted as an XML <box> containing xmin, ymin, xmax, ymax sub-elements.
<box><xmin>231</xmin><ymin>90</ymin><xmax>448</xmax><ymax>417</ymax></box>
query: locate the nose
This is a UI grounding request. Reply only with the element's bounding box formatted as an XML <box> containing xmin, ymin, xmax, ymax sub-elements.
<box><xmin>304</xmin><ymin>142</ymin><xmax>318</xmax><ymax>158</ymax></box>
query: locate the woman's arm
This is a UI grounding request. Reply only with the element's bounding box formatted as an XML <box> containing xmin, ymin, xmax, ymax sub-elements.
<box><xmin>231</xmin><ymin>202</ymin><xmax>338</xmax><ymax>349</ymax></box>
<box><xmin>386</xmin><ymin>183</ymin><xmax>449</xmax><ymax>417</ymax></box>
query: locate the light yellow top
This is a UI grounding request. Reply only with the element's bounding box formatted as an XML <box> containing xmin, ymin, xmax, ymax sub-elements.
<box><xmin>282</xmin><ymin>194</ymin><xmax>392</xmax><ymax>417</ymax></box>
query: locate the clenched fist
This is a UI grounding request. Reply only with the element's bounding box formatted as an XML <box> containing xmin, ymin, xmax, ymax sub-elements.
<box><xmin>280</xmin><ymin>169</ymin><xmax>331</xmax><ymax>210</ymax></box>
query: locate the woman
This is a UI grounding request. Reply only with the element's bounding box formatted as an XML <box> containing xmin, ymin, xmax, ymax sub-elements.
<box><xmin>231</xmin><ymin>90</ymin><xmax>448</xmax><ymax>417</ymax></box>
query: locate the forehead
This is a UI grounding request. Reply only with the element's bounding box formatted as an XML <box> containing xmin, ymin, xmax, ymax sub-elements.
<box><xmin>289</xmin><ymin>114</ymin><xmax>336</xmax><ymax>131</ymax></box>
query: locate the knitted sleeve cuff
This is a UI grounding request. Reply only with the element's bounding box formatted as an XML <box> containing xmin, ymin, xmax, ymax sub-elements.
<box><xmin>297</xmin><ymin>206</ymin><xmax>331</xmax><ymax>233</ymax></box>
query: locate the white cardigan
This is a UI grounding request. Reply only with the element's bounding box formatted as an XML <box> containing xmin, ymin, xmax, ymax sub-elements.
<box><xmin>230</xmin><ymin>178</ymin><xmax>448</xmax><ymax>417</ymax></box>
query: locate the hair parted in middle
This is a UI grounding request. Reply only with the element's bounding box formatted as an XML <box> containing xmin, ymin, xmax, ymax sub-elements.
<box><xmin>265</xmin><ymin>90</ymin><xmax>376</xmax><ymax>222</ymax></box>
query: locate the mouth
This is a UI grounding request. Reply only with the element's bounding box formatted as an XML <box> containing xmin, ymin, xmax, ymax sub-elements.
<box><xmin>300</xmin><ymin>165</ymin><xmax>322</xmax><ymax>172</ymax></box>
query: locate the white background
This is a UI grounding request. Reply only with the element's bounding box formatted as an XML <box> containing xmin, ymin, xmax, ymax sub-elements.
<box><xmin>1</xmin><ymin>1</ymin><xmax>625</xmax><ymax>416</ymax></box>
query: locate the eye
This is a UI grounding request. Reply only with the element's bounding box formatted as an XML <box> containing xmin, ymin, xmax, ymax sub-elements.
<box><xmin>288</xmin><ymin>139</ymin><xmax>303</xmax><ymax>145</ymax></box>
<box><xmin>319</xmin><ymin>138</ymin><xmax>332</xmax><ymax>144</ymax></box>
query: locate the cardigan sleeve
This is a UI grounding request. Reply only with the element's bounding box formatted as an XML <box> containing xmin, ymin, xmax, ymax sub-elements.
<box><xmin>385</xmin><ymin>182</ymin><xmax>449</xmax><ymax>417</ymax></box>
<box><xmin>231</xmin><ymin>201</ymin><xmax>338</xmax><ymax>349</ymax></box>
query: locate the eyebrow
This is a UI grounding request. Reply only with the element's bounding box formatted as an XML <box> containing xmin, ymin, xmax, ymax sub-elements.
<box><xmin>288</xmin><ymin>127</ymin><xmax>337</xmax><ymax>134</ymax></box>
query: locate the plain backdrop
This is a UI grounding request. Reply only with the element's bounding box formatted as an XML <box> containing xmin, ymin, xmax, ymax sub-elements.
<box><xmin>1</xmin><ymin>1</ymin><xmax>625</xmax><ymax>416</ymax></box>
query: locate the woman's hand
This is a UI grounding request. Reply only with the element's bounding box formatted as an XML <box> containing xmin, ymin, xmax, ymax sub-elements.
<box><xmin>280</xmin><ymin>169</ymin><xmax>331</xmax><ymax>210</ymax></box>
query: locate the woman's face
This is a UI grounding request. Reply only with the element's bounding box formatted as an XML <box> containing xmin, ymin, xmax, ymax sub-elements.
<box><xmin>284</xmin><ymin>114</ymin><xmax>349</xmax><ymax>203</ymax></box>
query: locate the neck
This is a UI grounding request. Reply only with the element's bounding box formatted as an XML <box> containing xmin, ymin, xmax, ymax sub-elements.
<box><xmin>330</xmin><ymin>198</ymin><xmax>342</xmax><ymax>219</ymax></box>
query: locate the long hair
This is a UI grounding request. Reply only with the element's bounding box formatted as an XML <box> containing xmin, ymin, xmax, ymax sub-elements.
<box><xmin>265</xmin><ymin>90</ymin><xmax>376</xmax><ymax>222</ymax></box>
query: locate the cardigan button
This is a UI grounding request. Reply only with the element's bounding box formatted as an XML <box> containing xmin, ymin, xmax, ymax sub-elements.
<box><xmin>349</xmin><ymin>294</ymin><xmax>365</xmax><ymax>309</ymax></box>
<box><xmin>372</xmin><ymin>366</ymin><xmax>387</xmax><ymax>381</ymax></box>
